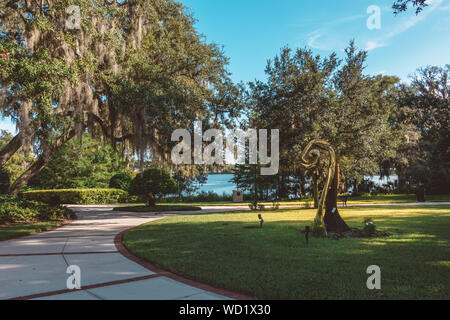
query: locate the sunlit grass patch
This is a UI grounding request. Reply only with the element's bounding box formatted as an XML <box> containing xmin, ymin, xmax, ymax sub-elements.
<box><xmin>124</xmin><ymin>205</ymin><xmax>450</xmax><ymax>299</ymax></box>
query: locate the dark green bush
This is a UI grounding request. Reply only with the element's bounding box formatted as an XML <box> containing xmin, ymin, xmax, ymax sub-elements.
<box><xmin>363</xmin><ymin>218</ymin><xmax>377</xmax><ymax>236</ymax></box>
<box><xmin>130</xmin><ymin>168</ymin><xmax>178</xmax><ymax>206</ymax></box>
<box><xmin>182</xmin><ymin>191</ymin><xmax>233</xmax><ymax>202</ymax></box>
<box><xmin>0</xmin><ymin>169</ymin><xmax>10</xmax><ymax>194</ymax></box>
<box><xmin>109</xmin><ymin>173</ymin><xmax>132</xmax><ymax>191</ymax></box>
<box><xmin>21</xmin><ymin>188</ymin><xmax>129</xmax><ymax>205</ymax></box>
<box><xmin>312</xmin><ymin>224</ymin><xmax>326</xmax><ymax>237</ymax></box>
<box><xmin>0</xmin><ymin>195</ymin><xmax>75</xmax><ymax>224</ymax></box>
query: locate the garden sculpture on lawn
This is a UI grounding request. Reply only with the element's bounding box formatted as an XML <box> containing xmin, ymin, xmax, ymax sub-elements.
<box><xmin>300</xmin><ymin>139</ymin><xmax>350</xmax><ymax>236</ymax></box>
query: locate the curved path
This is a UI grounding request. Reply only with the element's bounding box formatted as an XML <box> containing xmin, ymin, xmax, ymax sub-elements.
<box><xmin>1</xmin><ymin>202</ymin><xmax>448</xmax><ymax>300</ymax></box>
<box><xmin>0</xmin><ymin>206</ymin><xmax>246</xmax><ymax>300</ymax></box>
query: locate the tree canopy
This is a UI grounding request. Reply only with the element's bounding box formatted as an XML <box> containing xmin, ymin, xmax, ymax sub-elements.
<box><xmin>0</xmin><ymin>0</ymin><xmax>239</xmax><ymax>194</ymax></box>
<box><xmin>244</xmin><ymin>41</ymin><xmax>402</xmax><ymax>232</ymax></box>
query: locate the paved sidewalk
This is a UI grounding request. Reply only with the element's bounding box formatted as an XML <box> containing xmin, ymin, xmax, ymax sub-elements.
<box><xmin>0</xmin><ymin>206</ymin><xmax>238</xmax><ymax>300</ymax></box>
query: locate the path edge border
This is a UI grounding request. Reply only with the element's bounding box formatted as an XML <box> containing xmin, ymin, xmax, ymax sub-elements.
<box><xmin>0</xmin><ymin>219</ymin><xmax>75</xmax><ymax>243</ymax></box>
<box><xmin>114</xmin><ymin>228</ymin><xmax>255</xmax><ymax>301</ymax></box>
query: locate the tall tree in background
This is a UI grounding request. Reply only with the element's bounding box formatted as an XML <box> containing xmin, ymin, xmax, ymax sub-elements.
<box><xmin>394</xmin><ymin>66</ymin><xmax>450</xmax><ymax>194</ymax></box>
<box><xmin>248</xmin><ymin>41</ymin><xmax>400</xmax><ymax>232</ymax></box>
<box><xmin>247</xmin><ymin>47</ymin><xmax>339</xmax><ymax>202</ymax></box>
<box><xmin>318</xmin><ymin>41</ymin><xmax>400</xmax><ymax>232</ymax></box>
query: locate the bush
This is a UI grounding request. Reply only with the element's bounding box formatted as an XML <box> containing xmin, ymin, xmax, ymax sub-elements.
<box><xmin>312</xmin><ymin>224</ymin><xmax>326</xmax><ymax>237</ymax></box>
<box><xmin>0</xmin><ymin>195</ymin><xmax>75</xmax><ymax>224</ymax></box>
<box><xmin>0</xmin><ymin>169</ymin><xmax>10</xmax><ymax>194</ymax></box>
<box><xmin>351</xmin><ymin>192</ymin><xmax>372</xmax><ymax>198</ymax></box>
<box><xmin>21</xmin><ymin>188</ymin><xmax>129</xmax><ymax>205</ymax></box>
<box><xmin>182</xmin><ymin>191</ymin><xmax>233</xmax><ymax>203</ymax></box>
<box><xmin>109</xmin><ymin>173</ymin><xmax>132</xmax><ymax>191</ymax></box>
<box><xmin>363</xmin><ymin>218</ymin><xmax>377</xmax><ymax>236</ymax></box>
<box><xmin>130</xmin><ymin>168</ymin><xmax>178</xmax><ymax>206</ymax></box>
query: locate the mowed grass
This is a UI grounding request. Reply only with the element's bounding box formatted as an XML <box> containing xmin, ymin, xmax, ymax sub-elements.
<box><xmin>0</xmin><ymin>221</ymin><xmax>67</xmax><ymax>241</ymax></box>
<box><xmin>124</xmin><ymin>205</ymin><xmax>450</xmax><ymax>300</ymax></box>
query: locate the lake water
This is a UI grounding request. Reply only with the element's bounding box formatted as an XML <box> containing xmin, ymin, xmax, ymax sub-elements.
<box><xmin>198</xmin><ymin>174</ymin><xmax>236</xmax><ymax>195</ymax></box>
<box><xmin>197</xmin><ymin>174</ymin><xmax>398</xmax><ymax>195</ymax></box>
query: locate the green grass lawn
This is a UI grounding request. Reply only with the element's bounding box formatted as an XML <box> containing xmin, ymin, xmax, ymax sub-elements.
<box><xmin>124</xmin><ymin>205</ymin><xmax>450</xmax><ymax>300</ymax></box>
<box><xmin>0</xmin><ymin>221</ymin><xmax>68</xmax><ymax>241</ymax></box>
<box><xmin>152</xmin><ymin>194</ymin><xmax>450</xmax><ymax>207</ymax></box>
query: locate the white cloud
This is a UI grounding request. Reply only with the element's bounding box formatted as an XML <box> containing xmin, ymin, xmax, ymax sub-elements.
<box><xmin>366</xmin><ymin>41</ymin><xmax>386</xmax><ymax>51</ymax></box>
<box><xmin>306</xmin><ymin>14</ymin><xmax>365</xmax><ymax>51</ymax></box>
<box><xmin>306</xmin><ymin>0</ymin><xmax>444</xmax><ymax>52</ymax></box>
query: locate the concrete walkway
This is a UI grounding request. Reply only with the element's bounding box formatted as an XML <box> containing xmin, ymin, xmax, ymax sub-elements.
<box><xmin>0</xmin><ymin>206</ymin><xmax>241</xmax><ymax>300</ymax></box>
<box><xmin>1</xmin><ymin>202</ymin><xmax>448</xmax><ymax>300</ymax></box>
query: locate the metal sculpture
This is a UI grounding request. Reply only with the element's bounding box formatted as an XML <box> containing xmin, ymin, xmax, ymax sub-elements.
<box><xmin>300</xmin><ymin>139</ymin><xmax>336</xmax><ymax>235</ymax></box>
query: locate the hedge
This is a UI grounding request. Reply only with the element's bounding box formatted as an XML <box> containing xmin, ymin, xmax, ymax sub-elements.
<box><xmin>21</xmin><ymin>188</ymin><xmax>133</xmax><ymax>205</ymax></box>
<box><xmin>0</xmin><ymin>195</ymin><xmax>75</xmax><ymax>224</ymax></box>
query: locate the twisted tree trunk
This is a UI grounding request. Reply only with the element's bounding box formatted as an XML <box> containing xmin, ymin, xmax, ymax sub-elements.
<box><xmin>0</xmin><ymin>132</ymin><xmax>23</xmax><ymax>170</ymax></box>
<box><xmin>9</xmin><ymin>130</ymin><xmax>76</xmax><ymax>195</ymax></box>
<box><xmin>313</xmin><ymin>173</ymin><xmax>319</xmax><ymax>209</ymax></box>
<box><xmin>324</xmin><ymin>156</ymin><xmax>351</xmax><ymax>233</ymax></box>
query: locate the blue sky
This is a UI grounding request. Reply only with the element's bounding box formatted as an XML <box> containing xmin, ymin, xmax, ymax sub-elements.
<box><xmin>1</xmin><ymin>0</ymin><xmax>450</xmax><ymax>133</ymax></box>
<box><xmin>181</xmin><ymin>0</ymin><xmax>450</xmax><ymax>83</ymax></box>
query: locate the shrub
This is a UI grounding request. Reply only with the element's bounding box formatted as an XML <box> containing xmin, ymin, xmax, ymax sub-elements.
<box><xmin>351</xmin><ymin>192</ymin><xmax>372</xmax><ymax>198</ymax></box>
<box><xmin>129</xmin><ymin>168</ymin><xmax>178</xmax><ymax>206</ymax></box>
<box><xmin>0</xmin><ymin>195</ymin><xmax>75</xmax><ymax>224</ymax></box>
<box><xmin>0</xmin><ymin>169</ymin><xmax>10</xmax><ymax>194</ymax></box>
<box><xmin>109</xmin><ymin>173</ymin><xmax>132</xmax><ymax>191</ymax></box>
<box><xmin>363</xmin><ymin>218</ymin><xmax>376</xmax><ymax>236</ymax></box>
<box><xmin>183</xmin><ymin>191</ymin><xmax>233</xmax><ymax>202</ymax></box>
<box><xmin>312</xmin><ymin>224</ymin><xmax>326</xmax><ymax>237</ymax></box>
<box><xmin>21</xmin><ymin>188</ymin><xmax>128</xmax><ymax>205</ymax></box>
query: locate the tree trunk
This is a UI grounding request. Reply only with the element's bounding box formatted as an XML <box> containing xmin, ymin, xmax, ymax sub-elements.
<box><xmin>147</xmin><ymin>195</ymin><xmax>156</xmax><ymax>207</ymax></box>
<box><xmin>323</xmin><ymin>156</ymin><xmax>350</xmax><ymax>233</ymax></box>
<box><xmin>9</xmin><ymin>130</ymin><xmax>76</xmax><ymax>195</ymax></box>
<box><xmin>0</xmin><ymin>132</ymin><xmax>23</xmax><ymax>170</ymax></box>
<box><xmin>254</xmin><ymin>163</ymin><xmax>258</xmax><ymax>204</ymax></box>
<box><xmin>397</xmin><ymin>167</ymin><xmax>408</xmax><ymax>193</ymax></box>
<box><xmin>300</xmin><ymin>177</ymin><xmax>306</xmax><ymax>198</ymax></box>
<box><xmin>354</xmin><ymin>180</ymin><xmax>359</xmax><ymax>193</ymax></box>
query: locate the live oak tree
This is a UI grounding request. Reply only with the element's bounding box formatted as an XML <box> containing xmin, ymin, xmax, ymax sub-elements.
<box><xmin>247</xmin><ymin>47</ymin><xmax>339</xmax><ymax>204</ymax></box>
<box><xmin>389</xmin><ymin>65</ymin><xmax>450</xmax><ymax>194</ymax></box>
<box><xmin>0</xmin><ymin>0</ymin><xmax>236</xmax><ymax>194</ymax></box>
<box><xmin>248</xmin><ymin>42</ymin><xmax>400</xmax><ymax>233</ymax></box>
<box><xmin>0</xmin><ymin>0</ymin><xmax>125</xmax><ymax>193</ymax></box>
<box><xmin>317</xmin><ymin>41</ymin><xmax>400</xmax><ymax>232</ymax></box>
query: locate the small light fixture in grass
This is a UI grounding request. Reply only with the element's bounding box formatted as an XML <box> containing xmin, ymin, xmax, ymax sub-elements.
<box><xmin>305</xmin><ymin>226</ymin><xmax>311</xmax><ymax>245</ymax></box>
<box><xmin>258</xmin><ymin>214</ymin><xmax>264</xmax><ymax>229</ymax></box>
